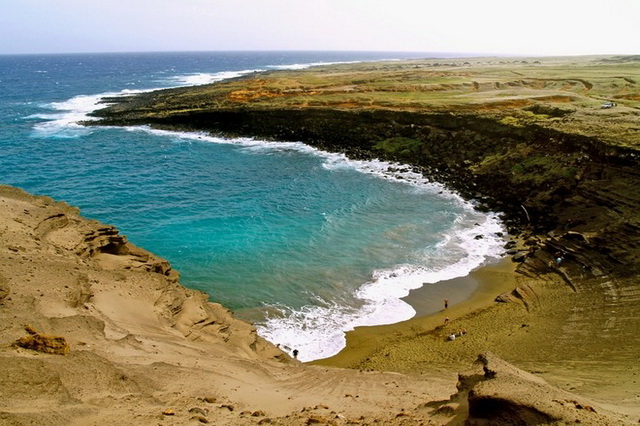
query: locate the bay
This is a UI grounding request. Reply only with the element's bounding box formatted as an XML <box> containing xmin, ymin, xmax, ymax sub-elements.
<box><xmin>0</xmin><ymin>51</ymin><xmax>504</xmax><ymax>360</ymax></box>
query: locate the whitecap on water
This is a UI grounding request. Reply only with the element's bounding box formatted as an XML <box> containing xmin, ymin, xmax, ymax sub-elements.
<box><xmin>256</xmin><ymin>208</ymin><xmax>505</xmax><ymax>362</ymax></box>
<box><xmin>29</xmin><ymin>90</ymin><xmax>143</xmax><ymax>139</ymax></box>
<box><xmin>267</xmin><ymin>60</ymin><xmax>361</xmax><ymax>71</ymax></box>
<box><xmin>166</xmin><ymin>69</ymin><xmax>264</xmax><ymax>86</ymax></box>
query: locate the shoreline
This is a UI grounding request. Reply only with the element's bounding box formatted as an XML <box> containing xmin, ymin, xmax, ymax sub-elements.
<box><xmin>312</xmin><ymin>256</ymin><xmax>518</xmax><ymax>368</ymax></box>
<box><xmin>403</xmin><ymin>256</ymin><xmax>516</xmax><ymax>319</ymax></box>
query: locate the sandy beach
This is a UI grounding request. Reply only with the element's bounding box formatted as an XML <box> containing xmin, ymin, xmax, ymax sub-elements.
<box><xmin>403</xmin><ymin>257</ymin><xmax>518</xmax><ymax>318</ymax></box>
<box><xmin>316</xmin><ymin>253</ymin><xmax>640</xmax><ymax>418</ymax></box>
<box><xmin>312</xmin><ymin>258</ymin><xmax>518</xmax><ymax>367</ymax></box>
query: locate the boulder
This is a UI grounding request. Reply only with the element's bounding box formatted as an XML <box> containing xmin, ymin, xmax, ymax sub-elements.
<box><xmin>458</xmin><ymin>353</ymin><xmax>625</xmax><ymax>425</ymax></box>
<box><xmin>14</xmin><ymin>326</ymin><xmax>69</xmax><ymax>355</ymax></box>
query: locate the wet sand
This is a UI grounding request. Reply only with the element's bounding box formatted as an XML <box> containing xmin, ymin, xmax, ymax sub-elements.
<box><xmin>313</xmin><ymin>257</ymin><xmax>518</xmax><ymax>369</ymax></box>
<box><xmin>403</xmin><ymin>257</ymin><xmax>517</xmax><ymax>318</ymax></box>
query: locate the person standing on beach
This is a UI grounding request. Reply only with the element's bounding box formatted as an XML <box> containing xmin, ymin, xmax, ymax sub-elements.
<box><xmin>444</xmin><ymin>299</ymin><xmax>449</xmax><ymax>309</ymax></box>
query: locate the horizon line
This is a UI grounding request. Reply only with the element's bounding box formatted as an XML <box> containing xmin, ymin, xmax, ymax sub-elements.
<box><xmin>0</xmin><ymin>49</ymin><xmax>634</xmax><ymax>58</ymax></box>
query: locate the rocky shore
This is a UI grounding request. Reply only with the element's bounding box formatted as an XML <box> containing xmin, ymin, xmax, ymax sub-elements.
<box><xmin>2</xmin><ymin>56</ymin><xmax>638</xmax><ymax>424</ymax></box>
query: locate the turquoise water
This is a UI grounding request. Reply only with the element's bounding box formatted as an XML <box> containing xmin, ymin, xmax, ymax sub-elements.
<box><xmin>0</xmin><ymin>52</ymin><xmax>504</xmax><ymax>360</ymax></box>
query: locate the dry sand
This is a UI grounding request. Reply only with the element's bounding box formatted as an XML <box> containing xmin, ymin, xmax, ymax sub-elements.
<box><xmin>0</xmin><ymin>185</ymin><xmax>637</xmax><ymax>425</ymax></box>
<box><xmin>315</xmin><ymin>251</ymin><xmax>640</xmax><ymax>419</ymax></box>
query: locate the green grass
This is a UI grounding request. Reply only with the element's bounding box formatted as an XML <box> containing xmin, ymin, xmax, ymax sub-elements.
<box><xmin>96</xmin><ymin>55</ymin><xmax>640</xmax><ymax>149</ymax></box>
<box><xmin>373</xmin><ymin>137</ymin><xmax>423</xmax><ymax>160</ymax></box>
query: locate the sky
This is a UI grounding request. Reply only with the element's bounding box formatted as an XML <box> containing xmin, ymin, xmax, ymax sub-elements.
<box><xmin>1</xmin><ymin>0</ymin><xmax>639</xmax><ymax>56</ymax></box>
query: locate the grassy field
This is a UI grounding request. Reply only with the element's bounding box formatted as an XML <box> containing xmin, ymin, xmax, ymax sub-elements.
<box><xmin>104</xmin><ymin>55</ymin><xmax>640</xmax><ymax>148</ymax></box>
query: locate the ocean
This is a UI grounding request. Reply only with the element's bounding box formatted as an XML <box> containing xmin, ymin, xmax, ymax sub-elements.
<box><xmin>0</xmin><ymin>51</ymin><xmax>505</xmax><ymax>361</ymax></box>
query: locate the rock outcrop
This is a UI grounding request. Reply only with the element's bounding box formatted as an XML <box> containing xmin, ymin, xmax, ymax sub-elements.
<box><xmin>430</xmin><ymin>353</ymin><xmax>628</xmax><ymax>425</ymax></box>
<box><xmin>14</xmin><ymin>325</ymin><xmax>70</xmax><ymax>355</ymax></box>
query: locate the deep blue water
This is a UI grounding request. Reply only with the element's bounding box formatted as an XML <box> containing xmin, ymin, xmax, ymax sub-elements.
<box><xmin>0</xmin><ymin>51</ymin><xmax>504</xmax><ymax>360</ymax></box>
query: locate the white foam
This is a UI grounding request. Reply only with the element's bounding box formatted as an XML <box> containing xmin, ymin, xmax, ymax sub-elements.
<box><xmin>130</xmin><ymin>126</ymin><xmax>318</xmax><ymax>153</ymax></box>
<box><xmin>168</xmin><ymin>60</ymin><xmax>359</xmax><ymax>86</ymax></box>
<box><xmin>321</xmin><ymin>153</ymin><xmax>449</xmax><ymax>194</ymax></box>
<box><xmin>130</xmin><ymin>128</ymin><xmax>447</xmax><ymax>195</ymax></box>
<box><xmin>30</xmin><ymin>94</ymin><xmax>108</xmax><ymax>138</ymax></box>
<box><xmin>29</xmin><ymin>89</ymin><xmax>145</xmax><ymax>139</ymax></box>
<box><xmin>167</xmin><ymin>69</ymin><xmax>264</xmax><ymax>86</ymax></box>
<box><xmin>142</xmin><ymin>128</ymin><xmax>450</xmax><ymax>196</ymax></box>
<box><xmin>29</xmin><ymin>67</ymin><xmax>264</xmax><ymax>139</ymax></box>
<box><xmin>266</xmin><ymin>57</ymin><xmax>417</xmax><ymax>72</ymax></box>
<box><xmin>30</xmin><ymin>67</ymin><xmax>264</xmax><ymax>137</ymax></box>
<box><xmin>267</xmin><ymin>60</ymin><xmax>360</xmax><ymax>71</ymax></box>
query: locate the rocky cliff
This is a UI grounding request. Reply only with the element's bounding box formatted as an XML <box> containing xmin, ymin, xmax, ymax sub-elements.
<box><xmin>93</xmin><ymin>103</ymin><xmax>640</xmax><ymax>280</ymax></box>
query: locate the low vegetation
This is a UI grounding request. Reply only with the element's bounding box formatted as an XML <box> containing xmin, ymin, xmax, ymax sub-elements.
<box><xmin>96</xmin><ymin>55</ymin><xmax>640</xmax><ymax>148</ymax></box>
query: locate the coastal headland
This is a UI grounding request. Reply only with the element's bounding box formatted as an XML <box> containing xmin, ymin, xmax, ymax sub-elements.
<box><xmin>1</xmin><ymin>55</ymin><xmax>639</xmax><ymax>424</ymax></box>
